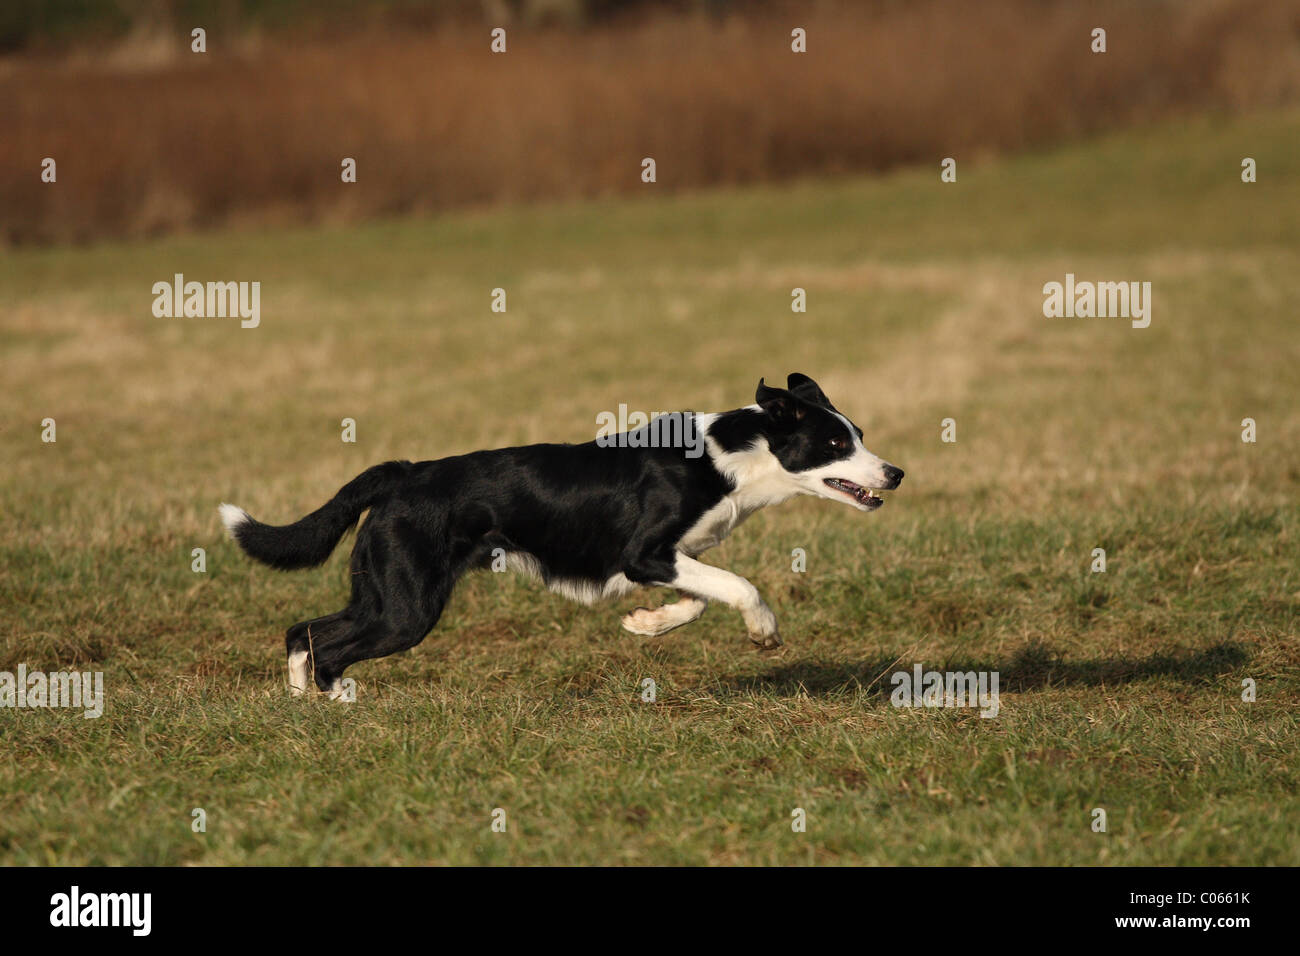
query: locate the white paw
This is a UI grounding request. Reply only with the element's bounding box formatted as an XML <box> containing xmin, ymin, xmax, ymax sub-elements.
<box><xmin>622</xmin><ymin>606</ymin><xmax>675</xmax><ymax>637</ymax></box>
<box><xmin>287</xmin><ymin>650</ymin><xmax>310</xmax><ymax>697</ymax></box>
<box><xmin>744</xmin><ymin>603</ymin><xmax>782</xmax><ymax>649</ymax></box>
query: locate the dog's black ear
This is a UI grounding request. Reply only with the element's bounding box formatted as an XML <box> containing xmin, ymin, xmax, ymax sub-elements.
<box><xmin>756</xmin><ymin>377</ymin><xmax>804</xmax><ymax>427</ymax></box>
<box><xmin>787</xmin><ymin>372</ymin><xmax>831</xmax><ymax>408</ymax></box>
<box><xmin>756</xmin><ymin>377</ymin><xmax>784</xmax><ymax>405</ymax></box>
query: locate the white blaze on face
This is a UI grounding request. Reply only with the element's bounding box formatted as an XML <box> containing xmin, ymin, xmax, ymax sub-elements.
<box><xmin>798</xmin><ymin>412</ymin><xmax>894</xmax><ymax>511</ymax></box>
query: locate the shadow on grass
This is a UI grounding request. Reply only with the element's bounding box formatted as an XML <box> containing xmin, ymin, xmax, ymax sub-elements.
<box><xmin>707</xmin><ymin>640</ymin><xmax>1250</xmax><ymax>700</ymax></box>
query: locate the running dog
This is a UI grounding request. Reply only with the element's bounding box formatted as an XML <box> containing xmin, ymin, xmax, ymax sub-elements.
<box><xmin>220</xmin><ymin>373</ymin><xmax>904</xmax><ymax>696</ymax></box>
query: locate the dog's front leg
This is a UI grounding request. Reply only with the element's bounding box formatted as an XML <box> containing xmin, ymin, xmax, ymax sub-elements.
<box><xmin>660</xmin><ymin>553</ymin><xmax>782</xmax><ymax>648</ymax></box>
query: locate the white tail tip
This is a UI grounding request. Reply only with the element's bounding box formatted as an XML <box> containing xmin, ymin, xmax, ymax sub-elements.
<box><xmin>219</xmin><ymin>503</ymin><xmax>250</xmax><ymax>536</ymax></box>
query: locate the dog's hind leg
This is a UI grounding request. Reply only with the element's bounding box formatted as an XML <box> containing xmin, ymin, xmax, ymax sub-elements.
<box><xmin>308</xmin><ymin>513</ymin><xmax>457</xmax><ymax>696</ymax></box>
<box><xmin>312</xmin><ymin>609</ymin><xmax>446</xmax><ymax>698</ymax></box>
<box><xmin>285</xmin><ymin>611</ymin><xmax>350</xmax><ymax>696</ymax></box>
<box><xmin>621</xmin><ymin>593</ymin><xmax>708</xmax><ymax>637</ymax></box>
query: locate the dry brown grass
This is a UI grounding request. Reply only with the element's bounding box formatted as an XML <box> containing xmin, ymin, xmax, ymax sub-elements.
<box><xmin>3</xmin><ymin>0</ymin><xmax>1300</xmax><ymax>243</ymax></box>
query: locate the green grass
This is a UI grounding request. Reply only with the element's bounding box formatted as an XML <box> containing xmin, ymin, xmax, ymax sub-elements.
<box><xmin>1</xmin><ymin>109</ymin><xmax>1298</xmax><ymax>865</ymax></box>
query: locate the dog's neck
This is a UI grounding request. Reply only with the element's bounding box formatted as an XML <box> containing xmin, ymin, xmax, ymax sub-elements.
<box><xmin>697</xmin><ymin>410</ymin><xmax>805</xmax><ymax>515</ymax></box>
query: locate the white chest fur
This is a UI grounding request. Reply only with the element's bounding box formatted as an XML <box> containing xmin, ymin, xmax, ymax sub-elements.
<box><xmin>675</xmin><ymin>418</ymin><xmax>805</xmax><ymax>557</ymax></box>
<box><xmin>677</xmin><ymin>496</ymin><xmax>744</xmax><ymax>555</ymax></box>
<box><xmin>676</xmin><ymin>475</ymin><xmax>799</xmax><ymax>556</ymax></box>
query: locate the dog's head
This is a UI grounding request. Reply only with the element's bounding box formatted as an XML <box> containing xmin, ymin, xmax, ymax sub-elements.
<box><xmin>754</xmin><ymin>373</ymin><xmax>904</xmax><ymax>512</ymax></box>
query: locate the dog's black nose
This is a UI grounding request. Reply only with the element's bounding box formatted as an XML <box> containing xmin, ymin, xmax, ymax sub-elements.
<box><xmin>882</xmin><ymin>464</ymin><xmax>904</xmax><ymax>489</ymax></box>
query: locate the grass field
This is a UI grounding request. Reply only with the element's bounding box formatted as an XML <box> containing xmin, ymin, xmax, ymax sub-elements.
<box><xmin>1</xmin><ymin>109</ymin><xmax>1298</xmax><ymax>865</ymax></box>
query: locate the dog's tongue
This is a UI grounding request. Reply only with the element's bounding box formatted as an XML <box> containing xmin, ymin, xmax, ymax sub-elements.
<box><xmin>826</xmin><ymin>477</ymin><xmax>877</xmax><ymax>503</ymax></box>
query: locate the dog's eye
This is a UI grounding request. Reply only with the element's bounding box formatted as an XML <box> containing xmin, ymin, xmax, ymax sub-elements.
<box><xmin>827</xmin><ymin>436</ymin><xmax>848</xmax><ymax>451</ymax></box>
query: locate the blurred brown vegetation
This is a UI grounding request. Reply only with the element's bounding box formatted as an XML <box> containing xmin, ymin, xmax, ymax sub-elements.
<box><xmin>2</xmin><ymin>0</ymin><xmax>1299</xmax><ymax>244</ymax></box>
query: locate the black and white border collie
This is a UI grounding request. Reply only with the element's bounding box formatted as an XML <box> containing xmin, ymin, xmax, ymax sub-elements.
<box><xmin>220</xmin><ymin>373</ymin><xmax>903</xmax><ymax>697</ymax></box>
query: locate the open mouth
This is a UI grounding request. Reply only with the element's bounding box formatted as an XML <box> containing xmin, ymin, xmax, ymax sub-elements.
<box><xmin>824</xmin><ymin>478</ymin><xmax>884</xmax><ymax>509</ymax></box>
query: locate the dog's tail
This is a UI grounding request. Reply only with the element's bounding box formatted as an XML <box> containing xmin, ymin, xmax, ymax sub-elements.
<box><xmin>219</xmin><ymin>460</ymin><xmax>413</xmax><ymax>570</ymax></box>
